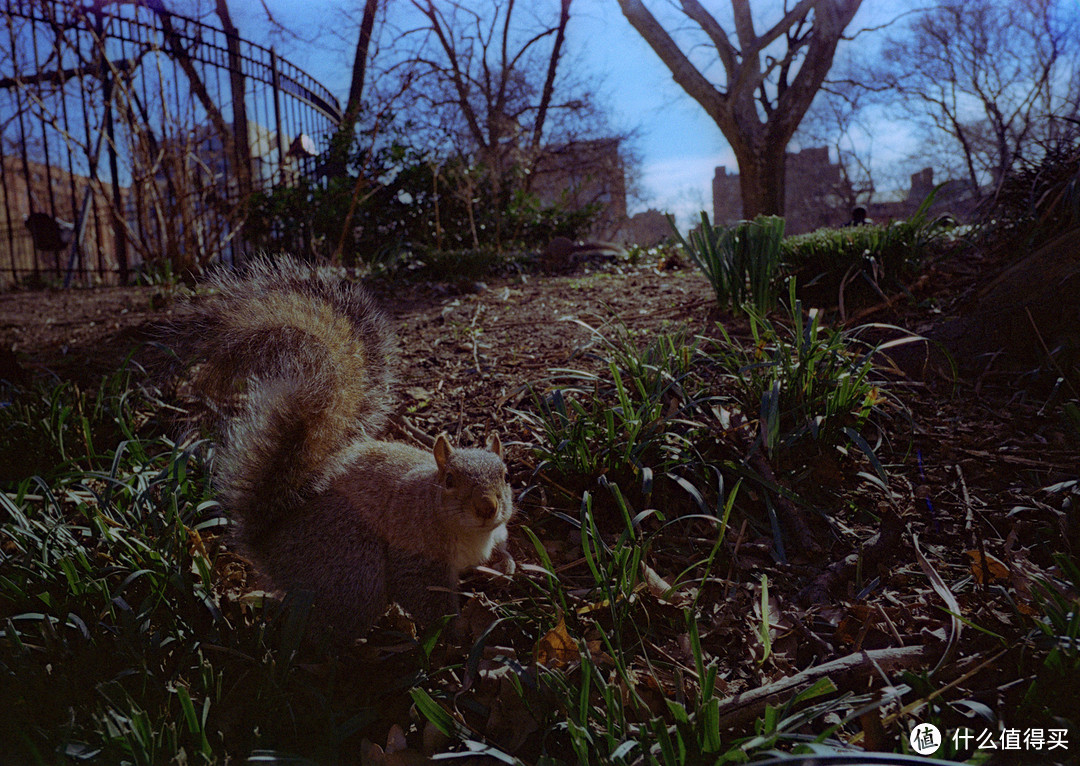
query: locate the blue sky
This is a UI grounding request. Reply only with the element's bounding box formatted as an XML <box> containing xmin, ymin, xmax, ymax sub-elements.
<box><xmin>237</xmin><ymin>1</ymin><xmax>917</xmax><ymax>226</ymax></box>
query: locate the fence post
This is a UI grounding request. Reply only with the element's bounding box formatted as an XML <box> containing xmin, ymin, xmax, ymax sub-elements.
<box><xmin>95</xmin><ymin>8</ymin><xmax>128</xmax><ymax>284</ymax></box>
<box><xmin>219</xmin><ymin>7</ymin><xmax>252</xmax><ymax>207</ymax></box>
<box><xmin>0</xmin><ymin>2</ymin><xmax>342</xmax><ymax>289</ymax></box>
<box><xmin>270</xmin><ymin>47</ymin><xmax>286</xmax><ymax>185</ymax></box>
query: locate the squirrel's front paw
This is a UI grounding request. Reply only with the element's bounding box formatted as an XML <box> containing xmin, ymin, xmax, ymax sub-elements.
<box><xmin>498</xmin><ymin>550</ymin><xmax>516</xmax><ymax>576</ymax></box>
<box><xmin>493</xmin><ymin>540</ymin><xmax>516</xmax><ymax>576</ymax></box>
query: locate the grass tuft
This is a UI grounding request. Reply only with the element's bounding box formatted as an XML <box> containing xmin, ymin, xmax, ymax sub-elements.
<box><xmin>670</xmin><ymin>213</ymin><xmax>786</xmax><ymax>315</ymax></box>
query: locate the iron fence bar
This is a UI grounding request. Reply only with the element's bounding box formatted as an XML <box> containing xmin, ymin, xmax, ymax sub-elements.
<box><xmin>8</xmin><ymin>9</ymin><xmax>38</xmax><ymax>282</ymax></box>
<box><xmin>270</xmin><ymin>46</ymin><xmax>285</xmax><ymax>183</ymax></box>
<box><xmin>57</xmin><ymin>19</ymin><xmax>84</xmax><ymax>284</ymax></box>
<box><xmin>95</xmin><ymin>6</ymin><xmax>127</xmax><ymax>284</ymax></box>
<box><xmin>0</xmin><ymin>142</ymin><xmax>16</xmax><ymax>284</ymax></box>
<box><xmin>63</xmin><ymin>126</ymin><xmax>105</xmax><ymax>288</ymax></box>
<box><xmin>73</xmin><ymin>17</ymin><xmax>100</xmax><ymax>279</ymax></box>
<box><xmin>29</xmin><ymin>10</ymin><xmax>63</xmax><ymax>278</ymax></box>
<box><xmin>221</xmin><ymin>18</ymin><xmax>252</xmax><ymax>212</ymax></box>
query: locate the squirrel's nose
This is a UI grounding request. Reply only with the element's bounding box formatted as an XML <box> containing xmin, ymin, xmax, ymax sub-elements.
<box><xmin>475</xmin><ymin>495</ymin><xmax>497</xmax><ymax>521</ymax></box>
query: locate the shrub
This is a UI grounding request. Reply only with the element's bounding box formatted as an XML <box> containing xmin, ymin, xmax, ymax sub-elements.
<box><xmin>373</xmin><ymin>245</ymin><xmax>531</xmax><ymax>282</ymax></box>
<box><xmin>780</xmin><ymin>191</ymin><xmax>951</xmax><ymax>307</ymax></box>
<box><xmin>245</xmin><ymin>144</ymin><xmax>601</xmax><ymax>267</ymax></box>
<box><xmin>669</xmin><ymin>213</ymin><xmax>786</xmax><ymax>315</ymax></box>
<box><xmin>503</xmin><ymin>188</ymin><xmax>602</xmax><ymax>244</ymax></box>
<box><xmin>978</xmin><ymin>127</ymin><xmax>1080</xmax><ymax>250</ymax></box>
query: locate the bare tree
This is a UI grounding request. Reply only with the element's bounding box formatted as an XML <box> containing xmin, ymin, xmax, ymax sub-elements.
<box><xmin>617</xmin><ymin>0</ymin><xmax>862</xmax><ymax>218</ymax></box>
<box><xmin>212</xmin><ymin>0</ymin><xmax>253</xmax><ymax>204</ymax></box>
<box><xmin>398</xmin><ymin>0</ymin><xmax>585</xmax><ymax>244</ymax></box>
<box><xmin>794</xmin><ymin>75</ymin><xmax>877</xmax><ymax>212</ymax></box>
<box><xmin>873</xmin><ymin>0</ymin><xmax>1079</xmax><ymax>197</ymax></box>
<box><xmin>408</xmin><ymin>0</ymin><xmax>573</xmax><ymax>156</ymax></box>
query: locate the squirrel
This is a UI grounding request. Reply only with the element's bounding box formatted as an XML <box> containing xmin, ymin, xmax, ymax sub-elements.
<box><xmin>165</xmin><ymin>257</ymin><xmax>514</xmax><ymax>641</ymax></box>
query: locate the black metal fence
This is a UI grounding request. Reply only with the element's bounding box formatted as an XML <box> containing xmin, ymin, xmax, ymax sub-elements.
<box><xmin>0</xmin><ymin>0</ymin><xmax>341</xmax><ymax>289</ymax></box>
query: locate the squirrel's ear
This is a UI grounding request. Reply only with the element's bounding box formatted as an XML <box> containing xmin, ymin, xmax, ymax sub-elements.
<box><xmin>434</xmin><ymin>433</ymin><xmax>452</xmax><ymax>469</ymax></box>
<box><xmin>485</xmin><ymin>432</ymin><xmax>503</xmax><ymax>458</ymax></box>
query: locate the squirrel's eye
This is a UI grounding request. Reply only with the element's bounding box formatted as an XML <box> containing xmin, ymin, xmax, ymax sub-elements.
<box><xmin>444</xmin><ymin>473</ymin><xmax>455</xmax><ymax>489</ymax></box>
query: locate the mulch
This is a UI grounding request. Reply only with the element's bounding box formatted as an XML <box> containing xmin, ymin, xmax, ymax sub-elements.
<box><xmin>1</xmin><ymin>256</ymin><xmax>1076</xmax><ymax>743</ymax></box>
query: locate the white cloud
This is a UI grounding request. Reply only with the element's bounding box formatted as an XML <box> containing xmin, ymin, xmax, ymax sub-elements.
<box><xmin>634</xmin><ymin>152</ymin><xmax>736</xmax><ymax>229</ymax></box>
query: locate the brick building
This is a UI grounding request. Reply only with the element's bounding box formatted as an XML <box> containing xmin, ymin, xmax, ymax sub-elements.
<box><xmin>0</xmin><ymin>155</ymin><xmax>126</xmax><ymax>288</ymax></box>
<box><xmin>866</xmin><ymin>167</ymin><xmax>978</xmax><ymax>224</ymax></box>
<box><xmin>713</xmin><ymin>147</ymin><xmax>981</xmax><ymax>235</ymax></box>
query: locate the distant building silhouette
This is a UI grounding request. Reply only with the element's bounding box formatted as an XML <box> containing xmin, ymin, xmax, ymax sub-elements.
<box><xmin>531</xmin><ymin>138</ymin><xmax>627</xmax><ymax>238</ymax></box>
<box><xmin>614</xmin><ymin>208</ymin><xmax>672</xmax><ymax>248</ymax></box>
<box><xmin>530</xmin><ymin>143</ymin><xmax>682</xmax><ymax>246</ymax></box>
<box><xmin>713</xmin><ymin>147</ymin><xmax>980</xmax><ymax>234</ymax></box>
<box><xmin>865</xmin><ymin>167</ymin><xmax>978</xmax><ymax>223</ymax></box>
<box><xmin>713</xmin><ymin>147</ymin><xmax>848</xmax><ymax>234</ymax></box>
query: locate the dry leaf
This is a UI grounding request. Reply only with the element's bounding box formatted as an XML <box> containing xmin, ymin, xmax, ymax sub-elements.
<box><xmin>576</xmin><ymin>598</ymin><xmax>613</xmax><ymax>615</ymax></box>
<box><xmin>485</xmin><ymin>667</ymin><xmax>541</xmax><ymax>752</ymax></box>
<box><xmin>186</xmin><ymin>526</ymin><xmax>208</xmax><ymax>558</ymax></box>
<box><xmin>358</xmin><ymin>724</ymin><xmax>434</xmax><ymax>766</ymax></box>
<box><xmin>386</xmin><ymin>725</ymin><xmax>408</xmax><ymax>754</ymax></box>
<box><xmin>642</xmin><ymin>561</ymin><xmax>689</xmax><ymax>606</ymax></box>
<box><xmin>965</xmin><ymin>550</ymin><xmax>1010</xmax><ymax>584</ymax></box>
<box><xmin>860</xmin><ymin>710</ymin><xmax>889</xmax><ymax>752</ymax></box>
<box><xmin>622</xmin><ymin>667</ymin><xmax>670</xmax><ymax>719</ymax></box>
<box><xmin>360</xmin><ymin>740</ymin><xmax>386</xmax><ymax>766</ymax></box>
<box><xmin>383</xmin><ymin>603</ymin><xmax>419</xmax><ymax>638</ymax></box>
<box><xmin>536</xmin><ymin>616</ymin><xmax>579</xmax><ymax>668</ymax></box>
<box><xmin>235</xmin><ymin>589</ymin><xmax>276</xmax><ymax>607</ymax></box>
<box><xmin>460</xmin><ymin>596</ymin><xmax>498</xmax><ymax>640</ymax></box>
<box><xmin>835</xmin><ymin>604</ymin><xmax>874</xmax><ymax>646</ymax></box>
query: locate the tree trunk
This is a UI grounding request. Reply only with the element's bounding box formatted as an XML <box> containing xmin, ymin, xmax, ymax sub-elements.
<box><xmin>530</xmin><ymin>0</ymin><xmax>571</xmax><ymax>154</ymax></box>
<box><xmin>215</xmin><ymin>0</ymin><xmax>253</xmax><ymax>205</ymax></box>
<box><xmin>735</xmin><ymin>141</ymin><xmax>786</xmax><ymax>219</ymax></box>
<box><xmin>342</xmin><ymin>0</ymin><xmax>379</xmax><ymax>138</ymax></box>
<box><xmin>328</xmin><ymin>0</ymin><xmax>380</xmax><ymax>266</ymax></box>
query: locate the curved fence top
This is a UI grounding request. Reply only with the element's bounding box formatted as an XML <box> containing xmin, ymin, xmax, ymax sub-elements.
<box><xmin>0</xmin><ymin>0</ymin><xmax>342</xmax><ymax>287</ymax></box>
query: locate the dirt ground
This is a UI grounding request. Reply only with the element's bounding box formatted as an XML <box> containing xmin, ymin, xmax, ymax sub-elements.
<box><xmin>1</xmin><ymin>258</ymin><xmax>1074</xmax><ymax>536</ymax></box>
<box><xmin>2</xmin><ymin>258</ymin><xmax>1077</xmax><ymax>744</ymax></box>
<box><xmin>0</xmin><ymin>264</ymin><xmax>717</xmax><ymax>432</ymax></box>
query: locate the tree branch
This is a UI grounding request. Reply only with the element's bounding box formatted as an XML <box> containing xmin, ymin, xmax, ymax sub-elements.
<box><xmin>678</xmin><ymin>0</ymin><xmax>738</xmax><ymax>79</ymax></box>
<box><xmin>531</xmin><ymin>0</ymin><xmax>571</xmax><ymax>151</ymax></box>
<box><xmin>753</xmin><ymin>0</ymin><xmax>817</xmax><ymax>54</ymax></box>
<box><xmin>616</xmin><ymin>0</ymin><xmax>726</xmax><ymax>124</ymax></box>
<box><xmin>413</xmin><ymin>0</ymin><xmax>488</xmax><ymax>149</ymax></box>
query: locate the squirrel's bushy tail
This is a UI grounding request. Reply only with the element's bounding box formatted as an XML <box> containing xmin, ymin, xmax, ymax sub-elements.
<box><xmin>166</xmin><ymin>257</ymin><xmax>393</xmax><ymax>541</ymax></box>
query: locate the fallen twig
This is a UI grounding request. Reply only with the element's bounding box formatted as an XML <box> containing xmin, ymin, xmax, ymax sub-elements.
<box><xmin>715</xmin><ymin>645</ymin><xmax>938</xmax><ymax>731</ymax></box>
